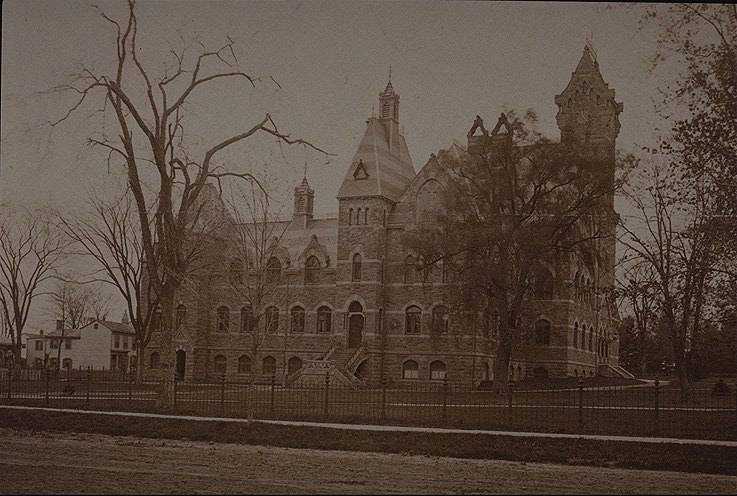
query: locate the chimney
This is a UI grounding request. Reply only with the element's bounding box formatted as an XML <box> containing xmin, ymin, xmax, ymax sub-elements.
<box><xmin>56</xmin><ymin>319</ymin><xmax>63</xmax><ymax>331</ymax></box>
<box><xmin>39</xmin><ymin>330</ymin><xmax>44</xmax><ymax>336</ymax></box>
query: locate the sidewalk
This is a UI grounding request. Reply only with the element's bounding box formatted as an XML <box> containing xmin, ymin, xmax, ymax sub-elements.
<box><xmin>3</xmin><ymin>404</ymin><xmax>736</xmax><ymax>448</ymax></box>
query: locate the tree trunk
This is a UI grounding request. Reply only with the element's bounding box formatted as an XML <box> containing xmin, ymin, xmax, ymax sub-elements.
<box><xmin>492</xmin><ymin>331</ymin><xmax>512</xmax><ymax>395</ymax></box>
<box><xmin>156</xmin><ymin>283</ymin><xmax>177</xmax><ymax>411</ymax></box>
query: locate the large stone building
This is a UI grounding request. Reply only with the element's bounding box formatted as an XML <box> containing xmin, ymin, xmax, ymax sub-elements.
<box><xmin>146</xmin><ymin>46</ymin><xmax>631</xmax><ymax>386</ymax></box>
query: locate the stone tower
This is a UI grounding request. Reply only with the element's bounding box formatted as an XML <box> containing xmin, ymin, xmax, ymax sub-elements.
<box><xmin>554</xmin><ymin>44</ymin><xmax>623</xmax><ymax>161</ymax></box>
<box><xmin>335</xmin><ymin>77</ymin><xmax>415</xmax><ymax>380</ymax></box>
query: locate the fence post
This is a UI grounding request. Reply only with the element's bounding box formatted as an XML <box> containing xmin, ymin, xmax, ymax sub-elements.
<box><xmin>269</xmin><ymin>373</ymin><xmax>276</xmax><ymax>416</ymax></box>
<box><xmin>442</xmin><ymin>376</ymin><xmax>448</xmax><ymax>426</ymax></box>
<box><xmin>128</xmin><ymin>370</ymin><xmax>133</xmax><ymax>408</ymax></box>
<box><xmin>507</xmin><ymin>382</ymin><xmax>514</xmax><ymax>428</ymax></box>
<box><xmin>578</xmin><ymin>378</ymin><xmax>584</xmax><ymax>434</ymax></box>
<box><xmin>85</xmin><ymin>366</ymin><xmax>91</xmax><ymax>408</ymax></box>
<box><xmin>654</xmin><ymin>378</ymin><xmax>660</xmax><ymax>436</ymax></box>
<box><xmin>380</xmin><ymin>379</ymin><xmax>387</xmax><ymax>423</ymax></box>
<box><xmin>44</xmin><ymin>368</ymin><xmax>50</xmax><ymax>407</ymax></box>
<box><xmin>323</xmin><ymin>372</ymin><xmax>330</xmax><ymax>418</ymax></box>
<box><xmin>7</xmin><ymin>366</ymin><xmax>12</xmax><ymax>400</ymax></box>
<box><xmin>220</xmin><ymin>374</ymin><xmax>226</xmax><ymax>417</ymax></box>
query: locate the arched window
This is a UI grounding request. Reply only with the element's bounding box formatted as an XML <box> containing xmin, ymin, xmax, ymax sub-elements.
<box><xmin>573</xmin><ymin>322</ymin><xmax>579</xmax><ymax>349</ymax></box>
<box><xmin>287</xmin><ymin>356</ymin><xmax>303</xmax><ymax>376</ymax></box>
<box><xmin>176</xmin><ymin>304</ymin><xmax>187</xmax><ymax>330</ymax></box>
<box><xmin>357</xmin><ymin>208</ymin><xmax>362</xmax><ymax>225</ymax></box>
<box><xmin>432</xmin><ymin>305</ymin><xmax>449</xmax><ymax>334</ymax></box>
<box><xmin>240</xmin><ymin>305</ymin><xmax>253</xmax><ymax>333</ymax></box>
<box><xmin>291</xmin><ymin>306</ymin><xmax>305</xmax><ymax>333</ymax></box>
<box><xmin>352</xmin><ymin>253</ymin><xmax>362</xmax><ymax>282</ymax></box>
<box><xmin>402</xmin><ymin>360</ymin><xmax>419</xmax><ymax>379</ymax></box>
<box><xmin>404</xmin><ymin>255</ymin><xmax>415</xmax><ymax>284</ymax></box>
<box><xmin>581</xmin><ymin>325</ymin><xmax>587</xmax><ymax>350</ymax></box>
<box><xmin>348</xmin><ymin>301</ymin><xmax>363</xmax><ymax>313</ymax></box>
<box><xmin>574</xmin><ymin>272</ymin><xmax>580</xmax><ymax>301</ymax></box>
<box><xmin>305</xmin><ymin>256</ymin><xmax>320</xmax><ymax>284</ymax></box>
<box><xmin>230</xmin><ymin>259</ymin><xmax>244</xmax><ymax>284</ymax></box>
<box><xmin>266</xmin><ymin>257</ymin><xmax>282</xmax><ymax>284</ymax></box>
<box><xmin>588</xmin><ymin>332</ymin><xmax>593</xmax><ymax>352</ymax></box>
<box><xmin>405</xmin><ymin>306</ymin><xmax>422</xmax><ymax>334</ymax></box>
<box><xmin>238</xmin><ymin>355</ymin><xmax>252</xmax><ymax>374</ymax></box>
<box><xmin>586</xmin><ymin>278</ymin><xmax>592</xmax><ymax>305</ymax></box>
<box><xmin>534</xmin><ymin>266</ymin><xmax>554</xmax><ymax>300</ymax></box>
<box><xmin>149</xmin><ymin>352</ymin><xmax>160</xmax><ymax>369</ymax></box>
<box><xmin>348</xmin><ymin>208</ymin><xmax>353</xmax><ymax>225</ymax></box>
<box><xmin>430</xmin><ymin>360</ymin><xmax>447</xmax><ymax>380</ymax></box>
<box><xmin>262</xmin><ymin>356</ymin><xmax>276</xmax><ymax>375</ymax></box>
<box><xmin>216</xmin><ymin>306</ymin><xmax>230</xmax><ymax>332</ymax></box>
<box><xmin>265</xmin><ymin>306</ymin><xmax>279</xmax><ymax>333</ymax></box>
<box><xmin>317</xmin><ymin>306</ymin><xmax>332</xmax><ymax>333</ymax></box>
<box><xmin>152</xmin><ymin>307</ymin><xmax>162</xmax><ymax>331</ymax></box>
<box><xmin>534</xmin><ymin>319</ymin><xmax>551</xmax><ymax>346</ymax></box>
<box><xmin>364</xmin><ymin>208</ymin><xmax>369</xmax><ymax>225</ymax></box>
<box><xmin>214</xmin><ymin>354</ymin><xmax>227</xmax><ymax>374</ymax></box>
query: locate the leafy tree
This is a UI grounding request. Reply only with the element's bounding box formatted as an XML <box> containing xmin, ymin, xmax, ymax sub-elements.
<box><xmin>405</xmin><ymin>111</ymin><xmax>623</xmax><ymax>392</ymax></box>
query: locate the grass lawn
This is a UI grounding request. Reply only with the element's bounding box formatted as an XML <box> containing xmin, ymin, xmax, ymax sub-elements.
<box><xmin>1</xmin><ymin>407</ymin><xmax>736</xmax><ymax>476</ymax></box>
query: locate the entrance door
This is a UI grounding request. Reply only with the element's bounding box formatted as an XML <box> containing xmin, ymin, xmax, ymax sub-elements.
<box><xmin>348</xmin><ymin>314</ymin><xmax>364</xmax><ymax>348</ymax></box>
<box><xmin>175</xmin><ymin>350</ymin><xmax>186</xmax><ymax>380</ymax></box>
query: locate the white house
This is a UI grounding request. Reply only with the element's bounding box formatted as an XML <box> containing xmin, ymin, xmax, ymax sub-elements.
<box><xmin>23</xmin><ymin>319</ymin><xmax>136</xmax><ymax>371</ymax></box>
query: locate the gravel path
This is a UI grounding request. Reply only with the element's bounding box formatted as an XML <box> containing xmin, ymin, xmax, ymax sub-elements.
<box><xmin>1</xmin><ymin>428</ymin><xmax>735</xmax><ymax>494</ymax></box>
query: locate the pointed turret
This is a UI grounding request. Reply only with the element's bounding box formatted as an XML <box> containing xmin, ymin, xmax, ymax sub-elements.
<box><xmin>555</xmin><ymin>45</ymin><xmax>623</xmax><ymax>149</ymax></box>
<box><xmin>293</xmin><ymin>175</ymin><xmax>314</xmax><ymax>229</ymax></box>
<box><xmin>337</xmin><ymin>77</ymin><xmax>414</xmax><ymax>202</ymax></box>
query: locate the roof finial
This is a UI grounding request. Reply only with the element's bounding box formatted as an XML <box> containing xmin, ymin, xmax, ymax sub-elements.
<box><xmin>585</xmin><ymin>31</ymin><xmax>597</xmax><ymax>62</ymax></box>
<box><xmin>389</xmin><ymin>64</ymin><xmax>392</xmax><ymax>84</ymax></box>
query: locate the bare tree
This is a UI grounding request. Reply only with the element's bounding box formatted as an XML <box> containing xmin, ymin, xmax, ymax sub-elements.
<box><xmin>618</xmin><ymin>162</ymin><xmax>716</xmax><ymax>398</ymax></box>
<box><xmin>51</xmin><ymin>0</ymin><xmax>329</xmax><ymax>408</ymax></box>
<box><xmin>225</xmin><ymin>183</ymin><xmax>290</xmax><ymax>370</ymax></box>
<box><xmin>0</xmin><ymin>209</ymin><xmax>66</xmax><ymax>365</ymax></box>
<box><xmin>405</xmin><ymin>112</ymin><xmax>624</xmax><ymax>393</ymax></box>
<box><xmin>58</xmin><ymin>193</ymin><xmax>158</xmax><ymax>382</ymax></box>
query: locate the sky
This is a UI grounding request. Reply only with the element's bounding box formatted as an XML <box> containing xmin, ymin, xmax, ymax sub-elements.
<box><xmin>1</xmin><ymin>0</ymin><xmax>672</xmax><ymax>332</ymax></box>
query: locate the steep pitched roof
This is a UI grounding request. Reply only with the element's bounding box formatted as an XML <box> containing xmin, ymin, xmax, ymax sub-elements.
<box><xmin>337</xmin><ymin>117</ymin><xmax>415</xmax><ymax>202</ymax></box>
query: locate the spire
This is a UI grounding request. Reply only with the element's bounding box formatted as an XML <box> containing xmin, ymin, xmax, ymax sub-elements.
<box><xmin>378</xmin><ymin>68</ymin><xmax>399</xmax><ymax>122</ymax></box>
<box><xmin>293</xmin><ymin>171</ymin><xmax>314</xmax><ymax>228</ymax></box>
<box><xmin>575</xmin><ymin>44</ymin><xmax>598</xmax><ymax>74</ymax></box>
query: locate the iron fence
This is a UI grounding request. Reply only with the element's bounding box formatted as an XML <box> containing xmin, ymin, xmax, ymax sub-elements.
<box><xmin>1</xmin><ymin>367</ymin><xmax>735</xmax><ymax>441</ymax></box>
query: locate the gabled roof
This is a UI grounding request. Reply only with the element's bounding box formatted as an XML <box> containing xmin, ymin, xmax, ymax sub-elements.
<box><xmin>337</xmin><ymin>117</ymin><xmax>415</xmax><ymax>202</ymax></box>
<box><xmin>82</xmin><ymin>319</ymin><xmax>135</xmax><ymax>335</ymax></box>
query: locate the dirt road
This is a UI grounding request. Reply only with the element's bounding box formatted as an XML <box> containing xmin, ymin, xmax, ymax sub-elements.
<box><xmin>0</xmin><ymin>428</ymin><xmax>734</xmax><ymax>494</ymax></box>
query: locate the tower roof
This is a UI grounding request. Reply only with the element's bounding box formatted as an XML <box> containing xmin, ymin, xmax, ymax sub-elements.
<box><xmin>575</xmin><ymin>44</ymin><xmax>599</xmax><ymax>74</ymax></box>
<box><xmin>337</xmin><ymin>117</ymin><xmax>415</xmax><ymax>202</ymax></box>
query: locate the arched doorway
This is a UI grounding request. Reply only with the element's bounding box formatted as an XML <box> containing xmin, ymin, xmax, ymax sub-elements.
<box><xmin>287</xmin><ymin>356</ymin><xmax>303</xmax><ymax>376</ymax></box>
<box><xmin>175</xmin><ymin>350</ymin><xmax>186</xmax><ymax>380</ymax></box>
<box><xmin>347</xmin><ymin>301</ymin><xmax>364</xmax><ymax>348</ymax></box>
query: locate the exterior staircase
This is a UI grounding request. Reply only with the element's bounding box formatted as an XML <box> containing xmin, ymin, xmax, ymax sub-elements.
<box><xmin>287</xmin><ymin>346</ymin><xmax>365</xmax><ymax>388</ymax></box>
<box><xmin>599</xmin><ymin>363</ymin><xmax>636</xmax><ymax>379</ymax></box>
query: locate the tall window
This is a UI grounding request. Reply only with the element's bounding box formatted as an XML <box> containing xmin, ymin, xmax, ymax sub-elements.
<box><xmin>404</xmin><ymin>255</ymin><xmax>415</xmax><ymax>284</ymax></box>
<box><xmin>348</xmin><ymin>208</ymin><xmax>353</xmax><ymax>225</ymax></box>
<box><xmin>230</xmin><ymin>259</ymin><xmax>244</xmax><ymax>284</ymax></box>
<box><xmin>574</xmin><ymin>271</ymin><xmax>580</xmax><ymax>300</ymax></box>
<box><xmin>64</xmin><ymin>338</ymin><xmax>72</xmax><ymax>350</ymax></box>
<box><xmin>262</xmin><ymin>356</ymin><xmax>276</xmax><ymax>375</ymax></box>
<box><xmin>266</xmin><ymin>257</ymin><xmax>282</xmax><ymax>284</ymax></box>
<box><xmin>357</xmin><ymin>208</ymin><xmax>362</xmax><ymax>225</ymax></box>
<box><xmin>317</xmin><ymin>306</ymin><xmax>332</xmax><ymax>333</ymax></box>
<box><xmin>430</xmin><ymin>360</ymin><xmax>447</xmax><ymax>380</ymax></box>
<box><xmin>573</xmin><ymin>322</ymin><xmax>579</xmax><ymax>349</ymax></box>
<box><xmin>240</xmin><ymin>305</ymin><xmax>253</xmax><ymax>333</ymax></box>
<box><xmin>238</xmin><ymin>355</ymin><xmax>252</xmax><ymax>373</ymax></box>
<box><xmin>581</xmin><ymin>325</ymin><xmax>587</xmax><ymax>350</ymax></box>
<box><xmin>176</xmin><ymin>304</ymin><xmax>187</xmax><ymax>329</ymax></box>
<box><xmin>364</xmin><ymin>208</ymin><xmax>369</xmax><ymax>224</ymax></box>
<box><xmin>352</xmin><ymin>253</ymin><xmax>362</xmax><ymax>281</ymax></box>
<box><xmin>62</xmin><ymin>358</ymin><xmax>73</xmax><ymax>370</ymax></box>
<box><xmin>152</xmin><ymin>307</ymin><xmax>162</xmax><ymax>331</ymax></box>
<box><xmin>305</xmin><ymin>256</ymin><xmax>320</xmax><ymax>284</ymax></box>
<box><xmin>588</xmin><ymin>332</ymin><xmax>593</xmax><ymax>351</ymax></box>
<box><xmin>149</xmin><ymin>352</ymin><xmax>160</xmax><ymax>369</ymax></box>
<box><xmin>534</xmin><ymin>319</ymin><xmax>551</xmax><ymax>346</ymax></box>
<box><xmin>432</xmin><ymin>306</ymin><xmax>449</xmax><ymax>334</ymax></box>
<box><xmin>214</xmin><ymin>354</ymin><xmax>227</xmax><ymax>374</ymax></box>
<box><xmin>534</xmin><ymin>267</ymin><xmax>554</xmax><ymax>300</ymax></box>
<box><xmin>402</xmin><ymin>360</ymin><xmax>419</xmax><ymax>379</ymax></box>
<box><xmin>405</xmin><ymin>306</ymin><xmax>422</xmax><ymax>334</ymax></box>
<box><xmin>216</xmin><ymin>306</ymin><xmax>230</xmax><ymax>332</ymax></box>
<box><xmin>265</xmin><ymin>306</ymin><xmax>279</xmax><ymax>333</ymax></box>
<box><xmin>291</xmin><ymin>306</ymin><xmax>305</xmax><ymax>333</ymax></box>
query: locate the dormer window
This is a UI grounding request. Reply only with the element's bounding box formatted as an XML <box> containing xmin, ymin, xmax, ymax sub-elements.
<box><xmin>353</xmin><ymin>160</ymin><xmax>369</xmax><ymax>180</ymax></box>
